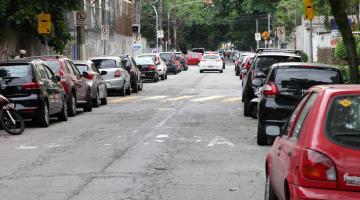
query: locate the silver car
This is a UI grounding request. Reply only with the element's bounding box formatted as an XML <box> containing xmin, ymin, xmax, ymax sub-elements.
<box><xmin>90</xmin><ymin>56</ymin><xmax>131</xmax><ymax>96</ymax></box>
<box><xmin>73</xmin><ymin>60</ymin><xmax>108</xmax><ymax>107</ymax></box>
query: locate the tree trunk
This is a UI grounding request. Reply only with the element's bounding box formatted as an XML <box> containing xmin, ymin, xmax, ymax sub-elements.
<box><xmin>329</xmin><ymin>0</ymin><xmax>359</xmax><ymax>83</ymax></box>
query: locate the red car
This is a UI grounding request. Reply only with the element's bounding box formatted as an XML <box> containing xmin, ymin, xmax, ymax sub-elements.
<box><xmin>187</xmin><ymin>52</ymin><xmax>202</xmax><ymax>65</ymax></box>
<box><xmin>265</xmin><ymin>85</ymin><xmax>360</xmax><ymax>200</ymax></box>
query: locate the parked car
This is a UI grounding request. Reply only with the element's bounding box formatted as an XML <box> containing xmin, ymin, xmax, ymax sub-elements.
<box><xmin>199</xmin><ymin>53</ymin><xmax>224</xmax><ymax>73</ymax></box>
<box><xmin>90</xmin><ymin>56</ymin><xmax>131</xmax><ymax>96</ymax></box>
<box><xmin>137</xmin><ymin>53</ymin><xmax>167</xmax><ymax>80</ymax></box>
<box><xmin>256</xmin><ymin>62</ymin><xmax>344</xmax><ymax>145</ymax></box>
<box><xmin>192</xmin><ymin>48</ymin><xmax>205</xmax><ymax>55</ymax></box>
<box><xmin>0</xmin><ymin>59</ymin><xmax>68</xmax><ymax>127</ymax></box>
<box><xmin>242</xmin><ymin>52</ymin><xmax>303</xmax><ymax>116</ymax></box>
<box><xmin>265</xmin><ymin>85</ymin><xmax>360</xmax><ymax>200</ymax></box>
<box><xmin>187</xmin><ymin>52</ymin><xmax>202</xmax><ymax>65</ymax></box>
<box><xmin>42</xmin><ymin>56</ymin><xmax>93</xmax><ymax>116</ymax></box>
<box><xmin>159</xmin><ymin>52</ymin><xmax>181</xmax><ymax>74</ymax></box>
<box><xmin>73</xmin><ymin>60</ymin><xmax>108</xmax><ymax>107</ymax></box>
<box><xmin>235</xmin><ymin>52</ymin><xmax>254</xmax><ymax>76</ymax></box>
<box><xmin>120</xmin><ymin>55</ymin><xmax>144</xmax><ymax>92</ymax></box>
<box><xmin>135</xmin><ymin>57</ymin><xmax>160</xmax><ymax>82</ymax></box>
<box><xmin>175</xmin><ymin>52</ymin><xmax>188</xmax><ymax>71</ymax></box>
<box><xmin>239</xmin><ymin>54</ymin><xmax>256</xmax><ymax>82</ymax></box>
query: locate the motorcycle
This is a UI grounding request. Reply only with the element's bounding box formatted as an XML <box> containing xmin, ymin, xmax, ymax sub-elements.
<box><xmin>0</xmin><ymin>95</ymin><xmax>25</xmax><ymax>135</ymax></box>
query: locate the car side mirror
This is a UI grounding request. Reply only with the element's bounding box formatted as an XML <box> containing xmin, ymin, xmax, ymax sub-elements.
<box><xmin>100</xmin><ymin>71</ymin><xmax>107</xmax><ymax>75</ymax></box>
<box><xmin>53</xmin><ymin>75</ymin><xmax>61</xmax><ymax>82</ymax></box>
<box><xmin>82</xmin><ymin>71</ymin><xmax>89</xmax><ymax>77</ymax></box>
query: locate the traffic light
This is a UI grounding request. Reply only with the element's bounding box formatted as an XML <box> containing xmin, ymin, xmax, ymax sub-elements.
<box><xmin>203</xmin><ymin>0</ymin><xmax>213</xmax><ymax>6</ymax></box>
<box><xmin>132</xmin><ymin>24</ymin><xmax>140</xmax><ymax>34</ymax></box>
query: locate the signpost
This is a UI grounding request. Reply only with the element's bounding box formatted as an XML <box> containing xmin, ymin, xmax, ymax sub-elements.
<box><xmin>38</xmin><ymin>14</ymin><xmax>51</xmax><ymax>34</ymax></box>
<box><xmin>75</xmin><ymin>11</ymin><xmax>87</xmax><ymax>27</ymax></box>
<box><xmin>157</xmin><ymin>30</ymin><xmax>164</xmax><ymax>39</ymax></box>
<box><xmin>255</xmin><ymin>33</ymin><xmax>261</xmax><ymax>41</ymax></box>
<box><xmin>133</xmin><ymin>33</ymin><xmax>142</xmax><ymax>49</ymax></box>
<box><xmin>101</xmin><ymin>25</ymin><xmax>109</xmax><ymax>41</ymax></box>
<box><xmin>304</xmin><ymin>0</ymin><xmax>314</xmax><ymax>62</ymax></box>
<box><xmin>262</xmin><ymin>31</ymin><xmax>270</xmax><ymax>40</ymax></box>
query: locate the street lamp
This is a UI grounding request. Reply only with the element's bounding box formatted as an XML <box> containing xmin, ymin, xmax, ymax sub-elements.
<box><xmin>152</xmin><ymin>6</ymin><xmax>159</xmax><ymax>52</ymax></box>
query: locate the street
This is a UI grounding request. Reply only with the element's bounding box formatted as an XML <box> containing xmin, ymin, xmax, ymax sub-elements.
<box><xmin>0</xmin><ymin>61</ymin><xmax>269</xmax><ymax>200</ymax></box>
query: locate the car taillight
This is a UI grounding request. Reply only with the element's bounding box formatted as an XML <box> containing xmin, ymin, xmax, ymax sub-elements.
<box><xmin>302</xmin><ymin>150</ymin><xmax>337</xmax><ymax>182</ymax></box>
<box><xmin>85</xmin><ymin>72</ymin><xmax>94</xmax><ymax>80</ymax></box>
<box><xmin>202</xmin><ymin>59</ymin><xmax>207</xmax><ymax>62</ymax></box>
<box><xmin>245</xmin><ymin>62</ymin><xmax>250</xmax><ymax>70</ymax></box>
<box><xmin>59</xmin><ymin>70</ymin><xmax>64</xmax><ymax>76</ymax></box>
<box><xmin>22</xmin><ymin>82</ymin><xmax>41</xmax><ymax>90</ymax></box>
<box><xmin>114</xmin><ymin>70</ymin><xmax>122</xmax><ymax>77</ymax></box>
<box><xmin>148</xmin><ymin>65</ymin><xmax>156</xmax><ymax>70</ymax></box>
<box><xmin>215</xmin><ymin>59</ymin><xmax>222</xmax><ymax>62</ymax></box>
<box><xmin>263</xmin><ymin>82</ymin><xmax>278</xmax><ymax>96</ymax></box>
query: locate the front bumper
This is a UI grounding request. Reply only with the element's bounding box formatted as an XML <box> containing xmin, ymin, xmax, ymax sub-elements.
<box><xmin>290</xmin><ymin>184</ymin><xmax>360</xmax><ymax>200</ymax></box>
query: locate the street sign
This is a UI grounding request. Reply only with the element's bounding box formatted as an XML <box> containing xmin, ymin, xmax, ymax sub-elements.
<box><xmin>304</xmin><ymin>0</ymin><xmax>314</xmax><ymax>20</ymax></box>
<box><xmin>75</xmin><ymin>11</ymin><xmax>87</xmax><ymax>27</ymax></box>
<box><xmin>276</xmin><ymin>27</ymin><xmax>285</xmax><ymax>39</ymax></box>
<box><xmin>157</xmin><ymin>30</ymin><xmax>164</xmax><ymax>39</ymax></box>
<box><xmin>133</xmin><ymin>33</ymin><xmax>142</xmax><ymax>49</ymax></box>
<box><xmin>255</xmin><ymin>33</ymin><xmax>261</xmax><ymax>41</ymax></box>
<box><xmin>38</xmin><ymin>13</ymin><xmax>51</xmax><ymax>34</ymax></box>
<box><xmin>101</xmin><ymin>25</ymin><xmax>109</xmax><ymax>41</ymax></box>
<box><xmin>261</xmin><ymin>31</ymin><xmax>270</xmax><ymax>40</ymax></box>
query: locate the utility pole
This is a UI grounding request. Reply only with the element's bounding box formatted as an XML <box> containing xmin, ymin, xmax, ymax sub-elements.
<box><xmin>159</xmin><ymin>0</ymin><xmax>163</xmax><ymax>52</ymax></box>
<box><xmin>173</xmin><ymin>8</ymin><xmax>177</xmax><ymax>51</ymax></box>
<box><xmin>267</xmin><ymin>14</ymin><xmax>271</xmax><ymax>48</ymax></box>
<box><xmin>152</xmin><ymin>6</ymin><xmax>159</xmax><ymax>52</ymax></box>
<box><xmin>77</xmin><ymin>0</ymin><xmax>85</xmax><ymax>59</ymax></box>
<box><xmin>256</xmin><ymin>19</ymin><xmax>259</xmax><ymax>49</ymax></box>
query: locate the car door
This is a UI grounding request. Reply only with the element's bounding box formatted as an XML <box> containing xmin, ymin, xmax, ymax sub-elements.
<box><xmin>273</xmin><ymin>92</ymin><xmax>318</xmax><ymax>199</ymax></box>
<box><xmin>66</xmin><ymin>60</ymin><xmax>87</xmax><ymax>102</ymax></box>
<box><xmin>120</xmin><ymin>60</ymin><xmax>131</xmax><ymax>87</ymax></box>
<box><xmin>43</xmin><ymin>64</ymin><xmax>64</xmax><ymax>113</ymax></box>
<box><xmin>91</xmin><ymin>62</ymin><xmax>106</xmax><ymax>97</ymax></box>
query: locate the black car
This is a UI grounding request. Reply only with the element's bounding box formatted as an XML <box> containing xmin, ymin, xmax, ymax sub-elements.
<box><xmin>242</xmin><ymin>52</ymin><xmax>303</xmax><ymax>116</ymax></box>
<box><xmin>256</xmin><ymin>62</ymin><xmax>344</xmax><ymax>145</ymax></box>
<box><xmin>135</xmin><ymin>57</ymin><xmax>160</xmax><ymax>82</ymax></box>
<box><xmin>0</xmin><ymin>59</ymin><xmax>68</xmax><ymax>127</ymax></box>
<box><xmin>120</xmin><ymin>55</ymin><xmax>143</xmax><ymax>93</ymax></box>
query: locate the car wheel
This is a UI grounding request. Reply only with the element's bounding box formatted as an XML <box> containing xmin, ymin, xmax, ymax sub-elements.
<box><xmin>220</xmin><ymin>70</ymin><xmax>223</xmax><ymax>73</ymax></box>
<box><xmin>257</xmin><ymin>122</ymin><xmax>268</xmax><ymax>146</ymax></box>
<box><xmin>264</xmin><ymin>173</ymin><xmax>278</xmax><ymax>200</ymax></box>
<box><xmin>161</xmin><ymin>73</ymin><xmax>166</xmax><ymax>80</ymax></box>
<box><xmin>235</xmin><ymin>70</ymin><xmax>239</xmax><ymax>76</ymax></box>
<box><xmin>132</xmin><ymin>79</ymin><xmax>139</xmax><ymax>93</ymax></box>
<box><xmin>119</xmin><ymin>82</ymin><xmax>126</xmax><ymax>96</ymax></box>
<box><xmin>248</xmin><ymin>102</ymin><xmax>258</xmax><ymax>119</ymax></box>
<box><xmin>57</xmin><ymin>96</ymin><xmax>68</xmax><ymax>121</ymax></box>
<box><xmin>83</xmin><ymin>91</ymin><xmax>93</xmax><ymax>112</ymax></box>
<box><xmin>138</xmin><ymin>79</ymin><xmax>143</xmax><ymax>91</ymax></box>
<box><xmin>174</xmin><ymin>69</ymin><xmax>178</xmax><ymax>75</ymax></box>
<box><xmin>126</xmin><ymin>83</ymin><xmax>132</xmax><ymax>95</ymax></box>
<box><xmin>165</xmin><ymin>74</ymin><xmax>168</xmax><ymax>79</ymax></box>
<box><xmin>38</xmin><ymin>101</ymin><xmax>50</xmax><ymax>127</ymax></box>
<box><xmin>92</xmin><ymin>89</ymin><xmax>101</xmax><ymax>108</ymax></box>
<box><xmin>243</xmin><ymin>98</ymin><xmax>250</xmax><ymax>117</ymax></box>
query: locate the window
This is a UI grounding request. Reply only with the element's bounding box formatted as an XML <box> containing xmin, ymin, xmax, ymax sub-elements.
<box><xmin>290</xmin><ymin>93</ymin><xmax>318</xmax><ymax>140</ymax></box>
<box><xmin>70</xmin><ymin>61</ymin><xmax>81</xmax><ymax>76</ymax></box>
<box><xmin>37</xmin><ymin>64</ymin><xmax>49</xmax><ymax>80</ymax></box>
<box><xmin>64</xmin><ymin>60</ymin><xmax>75</xmax><ymax>75</ymax></box>
<box><xmin>43</xmin><ymin>65</ymin><xmax>55</xmax><ymax>80</ymax></box>
<box><xmin>91</xmin><ymin>63</ymin><xmax>100</xmax><ymax>74</ymax></box>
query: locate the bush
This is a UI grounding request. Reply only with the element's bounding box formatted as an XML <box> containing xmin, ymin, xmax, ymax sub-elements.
<box><xmin>336</xmin><ymin>65</ymin><xmax>360</xmax><ymax>82</ymax></box>
<box><xmin>335</xmin><ymin>36</ymin><xmax>360</xmax><ymax>60</ymax></box>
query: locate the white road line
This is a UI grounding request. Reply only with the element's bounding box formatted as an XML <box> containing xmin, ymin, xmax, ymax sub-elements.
<box><xmin>110</xmin><ymin>96</ymin><xmax>139</xmax><ymax>104</ymax></box>
<box><xmin>142</xmin><ymin>96</ymin><xmax>169</xmax><ymax>100</ymax></box>
<box><xmin>191</xmin><ymin>96</ymin><xmax>224</xmax><ymax>102</ymax></box>
<box><xmin>16</xmin><ymin>145</ymin><xmax>39</xmax><ymax>150</ymax></box>
<box><xmin>156</xmin><ymin>135</ymin><xmax>169</xmax><ymax>139</ymax></box>
<box><xmin>162</xmin><ymin>95</ymin><xmax>195</xmax><ymax>102</ymax></box>
<box><xmin>222</xmin><ymin>97</ymin><xmax>242</xmax><ymax>102</ymax></box>
<box><xmin>207</xmin><ymin>136</ymin><xmax>234</xmax><ymax>147</ymax></box>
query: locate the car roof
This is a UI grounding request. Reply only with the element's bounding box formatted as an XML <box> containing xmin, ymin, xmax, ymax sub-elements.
<box><xmin>0</xmin><ymin>58</ymin><xmax>43</xmax><ymax>65</ymax></box>
<box><xmin>256</xmin><ymin>52</ymin><xmax>301</xmax><ymax>57</ymax></box>
<box><xmin>73</xmin><ymin>60</ymin><xmax>93</xmax><ymax>65</ymax></box>
<box><xmin>90</xmin><ymin>56</ymin><xmax>120</xmax><ymax>60</ymax></box>
<box><xmin>274</xmin><ymin>62</ymin><xmax>338</xmax><ymax>69</ymax></box>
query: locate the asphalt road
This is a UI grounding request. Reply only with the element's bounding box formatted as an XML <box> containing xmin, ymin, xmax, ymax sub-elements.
<box><xmin>0</xmin><ymin>61</ymin><xmax>270</xmax><ymax>200</ymax></box>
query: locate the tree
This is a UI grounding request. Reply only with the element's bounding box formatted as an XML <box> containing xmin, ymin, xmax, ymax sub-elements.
<box><xmin>329</xmin><ymin>0</ymin><xmax>359</xmax><ymax>83</ymax></box>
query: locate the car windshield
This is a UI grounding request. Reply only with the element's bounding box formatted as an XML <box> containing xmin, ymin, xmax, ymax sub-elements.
<box><xmin>92</xmin><ymin>59</ymin><xmax>118</xmax><ymax>69</ymax></box>
<box><xmin>276</xmin><ymin>67</ymin><xmax>341</xmax><ymax>90</ymax></box>
<box><xmin>203</xmin><ymin>55</ymin><xmax>220</xmax><ymax>60</ymax></box>
<box><xmin>45</xmin><ymin>60</ymin><xmax>60</xmax><ymax>73</ymax></box>
<box><xmin>255</xmin><ymin>56</ymin><xmax>302</xmax><ymax>74</ymax></box>
<box><xmin>135</xmin><ymin>57</ymin><xmax>155</xmax><ymax>65</ymax></box>
<box><xmin>0</xmin><ymin>64</ymin><xmax>31</xmax><ymax>78</ymax></box>
<box><xmin>75</xmin><ymin>64</ymin><xmax>89</xmax><ymax>73</ymax></box>
<box><xmin>160</xmin><ymin>53</ymin><xmax>172</xmax><ymax>61</ymax></box>
<box><xmin>175</xmin><ymin>53</ymin><xmax>182</xmax><ymax>58</ymax></box>
<box><xmin>327</xmin><ymin>95</ymin><xmax>360</xmax><ymax>148</ymax></box>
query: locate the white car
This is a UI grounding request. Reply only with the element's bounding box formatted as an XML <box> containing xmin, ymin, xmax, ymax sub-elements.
<box><xmin>137</xmin><ymin>53</ymin><xmax>167</xmax><ymax>80</ymax></box>
<box><xmin>199</xmin><ymin>54</ymin><xmax>224</xmax><ymax>73</ymax></box>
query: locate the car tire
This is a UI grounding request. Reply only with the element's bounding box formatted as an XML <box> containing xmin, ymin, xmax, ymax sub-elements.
<box><xmin>248</xmin><ymin>102</ymin><xmax>258</xmax><ymax>119</ymax></box>
<box><xmin>57</xmin><ymin>96</ymin><xmax>68</xmax><ymax>121</ymax></box>
<box><xmin>257</xmin><ymin>122</ymin><xmax>268</xmax><ymax>146</ymax></box>
<box><xmin>138</xmin><ymin>79</ymin><xmax>143</xmax><ymax>91</ymax></box>
<box><xmin>243</xmin><ymin>98</ymin><xmax>250</xmax><ymax>117</ymax></box>
<box><xmin>132</xmin><ymin>79</ymin><xmax>139</xmax><ymax>93</ymax></box>
<box><xmin>161</xmin><ymin>73</ymin><xmax>166</xmax><ymax>80</ymax></box>
<box><xmin>264</xmin><ymin>173</ymin><xmax>278</xmax><ymax>200</ymax></box>
<box><xmin>68</xmin><ymin>94</ymin><xmax>77</xmax><ymax>117</ymax></box>
<box><xmin>101</xmin><ymin>97</ymin><xmax>107</xmax><ymax>105</ymax></box>
<box><xmin>220</xmin><ymin>70</ymin><xmax>223</xmax><ymax>73</ymax></box>
<box><xmin>92</xmin><ymin>89</ymin><xmax>101</xmax><ymax>108</ymax></box>
<box><xmin>83</xmin><ymin>91</ymin><xmax>93</xmax><ymax>112</ymax></box>
<box><xmin>38</xmin><ymin>101</ymin><xmax>50</xmax><ymax>127</ymax></box>
<box><xmin>119</xmin><ymin>83</ymin><xmax>126</xmax><ymax>96</ymax></box>
<box><xmin>165</xmin><ymin>74</ymin><xmax>168</xmax><ymax>79</ymax></box>
<box><xmin>126</xmin><ymin>83</ymin><xmax>132</xmax><ymax>95</ymax></box>
<box><xmin>235</xmin><ymin>70</ymin><xmax>240</xmax><ymax>76</ymax></box>
<box><xmin>174</xmin><ymin>69</ymin><xmax>178</xmax><ymax>75</ymax></box>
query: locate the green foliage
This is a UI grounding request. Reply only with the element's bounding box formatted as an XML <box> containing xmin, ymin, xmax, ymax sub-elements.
<box><xmin>335</xmin><ymin>36</ymin><xmax>360</xmax><ymax>60</ymax></box>
<box><xmin>0</xmin><ymin>0</ymin><xmax>79</xmax><ymax>53</ymax></box>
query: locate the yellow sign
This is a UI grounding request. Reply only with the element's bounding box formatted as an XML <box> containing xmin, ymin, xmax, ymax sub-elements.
<box><xmin>38</xmin><ymin>14</ymin><xmax>51</xmax><ymax>34</ymax></box>
<box><xmin>339</xmin><ymin>99</ymin><xmax>352</xmax><ymax>108</ymax></box>
<box><xmin>304</xmin><ymin>0</ymin><xmax>314</xmax><ymax>20</ymax></box>
<box><xmin>261</xmin><ymin>31</ymin><xmax>270</xmax><ymax>40</ymax></box>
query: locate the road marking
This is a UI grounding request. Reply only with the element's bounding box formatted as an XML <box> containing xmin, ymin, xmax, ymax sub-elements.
<box><xmin>191</xmin><ymin>96</ymin><xmax>224</xmax><ymax>102</ymax></box>
<box><xmin>207</xmin><ymin>136</ymin><xmax>234</xmax><ymax>147</ymax></box>
<box><xmin>154</xmin><ymin>139</ymin><xmax>164</xmax><ymax>143</ymax></box>
<box><xmin>156</xmin><ymin>135</ymin><xmax>169</xmax><ymax>139</ymax></box>
<box><xmin>104</xmin><ymin>144</ymin><xmax>113</xmax><ymax>146</ymax></box>
<box><xmin>222</xmin><ymin>97</ymin><xmax>242</xmax><ymax>102</ymax></box>
<box><xmin>16</xmin><ymin>145</ymin><xmax>39</xmax><ymax>150</ymax></box>
<box><xmin>142</xmin><ymin>96</ymin><xmax>168</xmax><ymax>100</ymax></box>
<box><xmin>162</xmin><ymin>95</ymin><xmax>195</xmax><ymax>102</ymax></box>
<box><xmin>155</xmin><ymin>110</ymin><xmax>177</xmax><ymax>128</ymax></box>
<box><xmin>47</xmin><ymin>144</ymin><xmax>64</xmax><ymax>148</ymax></box>
<box><xmin>110</xmin><ymin>96</ymin><xmax>138</xmax><ymax>104</ymax></box>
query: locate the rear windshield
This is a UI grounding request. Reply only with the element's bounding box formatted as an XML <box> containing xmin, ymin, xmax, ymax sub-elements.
<box><xmin>75</xmin><ymin>64</ymin><xmax>89</xmax><ymax>73</ymax></box>
<box><xmin>255</xmin><ymin>56</ymin><xmax>302</xmax><ymax>74</ymax></box>
<box><xmin>327</xmin><ymin>95</ymin><xmax>360</xmax><ymax>149</ymax></box>
<box><xmin>138</xmin><ymin>55</ymin><xmax>156</xmax><ymax>62</ymax></box>
<box><xmin>191</xmin><ymin>54</ymin><xmax>199</xmax><ymax>58</ymax></box>
<box><xmin>0</xmin><ymin>64</ymin><xmax>32</xmax><ymax>78</ymax></box>
<box><xmin>276</xmin><ymin>67</ymin><xmax>341</xmax><ymax>90</ymax></box>
<box><xmin>92</xmin><ymin>59</ymin><xmax>118</xmax><ymax>69</ymax></box>
<box><xmin>203</xmin><ymin>55</ymin><xmax>220</xmax><ymax>60</ymax></box>
<box><xmin>160</xmin><ymin>53</ymin><xmax>172</xmax><ymax>61</ymax></box>
<box><xmin>45</xmin><ymin>60</ymin><xmax>60</xmax><ymax>73</ymax></box>
<box><xmin>192</xmin><ymin>48</ymin><xmax>205</xmax><ymax>54</ymax></box>
<box><xmin>135</xmin><ymin>57</ymin><xmax>154</xmax><ymax>65</ymax></box>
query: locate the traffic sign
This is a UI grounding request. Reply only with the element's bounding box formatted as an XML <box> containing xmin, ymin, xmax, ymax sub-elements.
<box><xmin>101</xmin><ymin>25</ymin><xmax>109</xmax><ymax>41</ymax></box>
<box><xmin>304</xmin><ymin>0</ymin><xmax>314</xmax><ymax>20</ymax></box>
<box><xmin>276</xmin><ymin>27</ymin><xmax>285</xmax><ymax>39</ymax></box>
<box><xmin>133</xmin><ymin>33</ymin><xmax>142</xmax><ymax>49</ymax></box>
<box><xmin>75</xmin><ymin>11</ymin><xmax>87</xmax><ymax>27</ymax></box>
<box><xmin>261</xmin><ymin>31</ymin><xmax>270</xmax><ymax>40</ymax></box>
<box><xmin>157</xmin><ymin>30</ymin><xmax>164</xmax><ymax>39</ymax></box>
<box><xmin>38</xmin><ymin>13</ymin><xmax>51</xmax><ymax>34</ymax></box>
<box><xmin>255</xmin><ymin>33</ymin><xmax>261</xmax><ymax>41</ymax></box>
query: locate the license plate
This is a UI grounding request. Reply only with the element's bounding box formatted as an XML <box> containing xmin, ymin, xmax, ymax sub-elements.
<box><xmin>106</xmin><ymin>83</ymin><xmax>111</xmax><ymax>88</ymax></box>
<box><xmin>208</xmin><ymin>66</ymin><xmax>213</xmax><ymax>68</ymax></box>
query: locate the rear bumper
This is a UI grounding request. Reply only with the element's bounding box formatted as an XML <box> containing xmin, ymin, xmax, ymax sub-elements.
<box><xmin>8</xmin><ymin>95</ymin><xmax>42</xmax><ymax>119</ymax></box>
<box><xmin>104</xmin><ymin>78</ymin><xmax>125</xmax><ymax>90</ymax></box>
<box><xmin>166</xmin><ymin>65</ymin><xmax>178</xmax><ymax>73</ymax></box>
<box><xmin>140</xmin><ymin>71</ymin><xmax>157</xmax><ymax>79</ymax></box>
<box><xmin>290</xmin><ymin>184</ymin><xmax>360</xmax><ymax>200</ymax></box>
